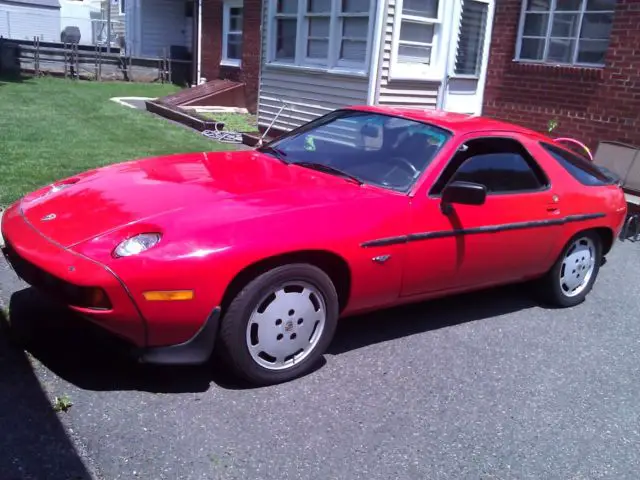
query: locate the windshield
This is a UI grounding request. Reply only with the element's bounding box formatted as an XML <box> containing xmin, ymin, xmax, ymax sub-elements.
<box><xmin>259</xmin><ymin>110</ymin><xmax>452</xmax><ymax>192</ymax></box>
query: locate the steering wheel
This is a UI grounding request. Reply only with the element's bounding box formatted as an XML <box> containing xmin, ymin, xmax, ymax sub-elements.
<box><xmin>381</xmin><ymin>156</ymin><xmax>420</xmax><ymax>187</ymax></box>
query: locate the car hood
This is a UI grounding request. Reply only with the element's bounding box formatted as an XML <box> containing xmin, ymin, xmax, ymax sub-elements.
<box><xmin>19</xmin><ymin>150</ymin><xmax>383</xmax><ymax>248</ymax></box>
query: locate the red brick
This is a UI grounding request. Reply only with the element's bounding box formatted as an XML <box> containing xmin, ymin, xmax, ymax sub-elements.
<box><xmin>200</xmin><ymin>0</ymin><xmax>262</xmax><ymax>113</ymax></box>
<box><xmin>483</xmin><ymin>0</ymin><xmax>640</xmax><ymax>151</ymax></box>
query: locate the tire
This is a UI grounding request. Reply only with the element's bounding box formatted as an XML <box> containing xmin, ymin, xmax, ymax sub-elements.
<box><xmin>537</xmin><ymin>230</ymin><xmax>603</xmax><ymax>308</ymax></box>
<box><xmin>217</xmin><ymin>263</ymin><xmax>339</xmax><ymax>386</ymax></box>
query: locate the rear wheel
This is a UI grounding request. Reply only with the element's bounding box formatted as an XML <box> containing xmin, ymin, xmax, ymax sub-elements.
<box><xmin>217</xmin><ymin>264</ymin><xmax>339</xmax><ymax>386</ymax></box>
<box><xmin>537</xmin><ymin>231</ymin><xmax>602</xmax><ymax>307</ymax></box>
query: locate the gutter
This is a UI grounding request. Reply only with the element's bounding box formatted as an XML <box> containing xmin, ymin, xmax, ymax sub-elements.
<box><xmin>436</xmin><ymin>0</ymin><xmax>458</xmax><ymax>110</ymax></box>
<box><xmin>366</xmin><ymin>0</ymin><xmax>387</xmax><ymax>105</ymax></box>
<box><xmin>196</xmin><ymin>0</ymin><xmax>203</xmax><ymax>84</ymax></box>
<box><xmin>475</xmin><ymin>0</ymin><xmax>496</xmax><ymax>115</ymax></box>
<box><xmin>256</xmin><ymin>1</ymin><xmax>265</xmax><ymax>120</ymax></box>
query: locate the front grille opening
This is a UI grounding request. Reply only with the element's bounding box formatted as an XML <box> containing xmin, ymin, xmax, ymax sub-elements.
<box><xmin>2</xmin><ymin>241</ymin><xmax>112</xmax><ymax>310</ymax></box>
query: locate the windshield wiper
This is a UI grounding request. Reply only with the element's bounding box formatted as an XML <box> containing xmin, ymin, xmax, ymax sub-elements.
<box><xmin>294</xmin><ymin>161</ymin><xmax>363</xmax><ymax>185</ymax></box>
<box><xmin>257</xmin><ymin>145</ymin><xmax>289</xmax><ymax>164</ymax></box>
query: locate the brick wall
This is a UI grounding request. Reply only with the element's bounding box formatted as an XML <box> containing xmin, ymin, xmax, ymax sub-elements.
<box><xmin>200</xmin><ymin>0</ymin><xmax>262</xmax><ymax>113</ymax></box>
<box><xmin>483</xmin><ymin>0</ymin><xmax>640</xmax><ymax>151</ymax></box>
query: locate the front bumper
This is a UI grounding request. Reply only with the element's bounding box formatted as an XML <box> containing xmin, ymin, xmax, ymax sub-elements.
<box><xmin>1</xmin><ymin>203</ymin><xmax>147</xmax><ymax>347</ymax></box>
<box><xmin>1</xmin><ymin>204</ymin><xmax>221</xmax><ymax>365</ymax></box>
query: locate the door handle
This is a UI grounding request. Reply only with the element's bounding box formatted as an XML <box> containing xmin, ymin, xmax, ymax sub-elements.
<box><xmin>547</xmin><ymin>194</ymin><xmax>560</xmax><ymax>213</ymax></box>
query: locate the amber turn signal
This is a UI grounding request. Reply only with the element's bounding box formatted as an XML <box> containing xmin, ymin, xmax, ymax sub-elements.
<box><xmin>143</xmin><ymin>290</ymin><xmax>195</xmax><ymax>301</ymax></box>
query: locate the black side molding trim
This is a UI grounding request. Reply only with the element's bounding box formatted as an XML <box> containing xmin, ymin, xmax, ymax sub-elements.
<box><xmin>136</xmin><ymin>307</ymin><xmax>221</xmax><ymax>366</ymax></box>
<box><xmin>361</xmin><ymin>235</ymin><xmax>409</xmax><ymax>248</ymax></box>
<box><xmin>361</xmin><ymin>213</ymin><xmax>606</xmax><ymax>248</ymax></box>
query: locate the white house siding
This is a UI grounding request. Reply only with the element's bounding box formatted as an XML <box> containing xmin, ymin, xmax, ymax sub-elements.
<box><xmin>137</xmin><ymin>0</ymin><xmax>188</xmax><ymax>58</ymax></box>
<box><xmin>374</xmin><ymin>0</ymin><xmax>439</xmax><ymax>108</ymax></box>
<box><xmin>258</xmin><ymin>68</ymin><xmax>369</xmax><ymax>131</ymax></box>
<box><xmin>0</xmin><ymin>0</ymin><xmax>61</xmax><ymax>43</ymax></box>
<box><xmin>125</xmin><ymin>0</ymin><xmax>140</xmax><ymax>55</ymax></box>
<box><xmin>257</xmin><ymin>1</ymin><xmax>370</xmax><ymax>132</ymax></box>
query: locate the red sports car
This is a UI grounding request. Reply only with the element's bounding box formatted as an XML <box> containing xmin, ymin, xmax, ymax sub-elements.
<box><xmin>1</xmin><ymin>107</ymin><xmax>628</xmax><ymax>385</ymax></box>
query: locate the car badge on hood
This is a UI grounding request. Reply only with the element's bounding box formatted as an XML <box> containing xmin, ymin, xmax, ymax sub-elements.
<box><xmin>41</xmin><ymin>213</ymin><xmax>56</xmax><ymax>222</ymax></box>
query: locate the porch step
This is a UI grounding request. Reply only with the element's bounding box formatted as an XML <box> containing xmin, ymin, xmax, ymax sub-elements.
<box><xmin>145</xmin><ymin>100</ymin><xmax>225</xmax><ymax>132</ymax></box>
<box><xmin>159</xmin><ymin>79</ymin><xmax>246</xmax><ymax>108</ymax></box>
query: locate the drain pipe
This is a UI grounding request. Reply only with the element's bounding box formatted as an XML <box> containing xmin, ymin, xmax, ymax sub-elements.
<box><xmin>196</xmin><ymin>0</ymin><xmax>203</xmax><ymax>84</ymax></box>
<box><xmin>366</xmin><ymin>0</ymin><xmax>387</xmax><ymax>105</ymax></box>
<box><xmin>436</xmin><ymin>1</ymin><xmax>458</xmax><ymax>110</ymax></box>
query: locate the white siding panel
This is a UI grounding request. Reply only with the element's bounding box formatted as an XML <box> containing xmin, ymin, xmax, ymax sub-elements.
<box><xmin>258</xmin><ymin>68</ymin><xmax>368</xmax><ymax>130</ymax></box>
<box><xmin>258</xmin><ymin>71</ymin><xmax>369</xmax><ymax>130</ymax></box>
<box><xmin>0</xmin><ymin>3</ymin><xmax>60</xmax><ymax>42</ymax></box>
<box><xmin>257</xmin><ymin>2</ymin><xmax>369</xmax><ymax>132</ymax></box>
<box><xmin>375</xmin><ymin>0</ymin><xmax>439</xmax><ymax>109</ymax></box>
<box><xmin>139</xmin><ymin>0</ymin><xmax>187</xmax><ymax>57</ymax></box>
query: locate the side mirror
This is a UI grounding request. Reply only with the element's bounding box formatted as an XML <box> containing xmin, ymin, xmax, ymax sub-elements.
<box><xmin>441</xmin><ymin>181</ymin><xmax>487</xmax><ymax>214</ymax></box>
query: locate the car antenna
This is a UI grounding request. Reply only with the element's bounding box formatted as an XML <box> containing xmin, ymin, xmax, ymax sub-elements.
<box><xmin>256</xmin><ymin>100</ymin><xmax>290</xmax><ymax>148</ymax></box>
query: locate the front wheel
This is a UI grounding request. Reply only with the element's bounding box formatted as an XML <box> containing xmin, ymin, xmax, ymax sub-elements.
<box><xmin>217</xmin><ymin>264</ymin><xmax>339</xmax><ymax>386</ymax></box>
<box><xmin>537</xmin><ymin>231</ymin><xmax>603</xmax><ymax>308</ymax></box>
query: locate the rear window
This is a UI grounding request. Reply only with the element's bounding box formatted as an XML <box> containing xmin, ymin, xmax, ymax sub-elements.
<box><xmin>540</xmin><ymin>142</ymin><xmax>614</xmax><ymax>186</ymax></box>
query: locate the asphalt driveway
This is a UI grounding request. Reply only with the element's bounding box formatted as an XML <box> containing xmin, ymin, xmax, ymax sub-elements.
<box><xmin>1</xmin><ymin>240</ymin><xmax>639</xmax><ymax>480</ymax></box>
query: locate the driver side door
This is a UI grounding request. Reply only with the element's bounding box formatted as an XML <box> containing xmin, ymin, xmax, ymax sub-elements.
<box><xmin>401</xmin><ymin>133</ymin><xmax>564</xmax><ymax>297</ymax></box>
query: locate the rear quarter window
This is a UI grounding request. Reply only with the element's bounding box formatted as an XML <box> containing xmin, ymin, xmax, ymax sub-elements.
<box><xmin>540</xmin><ymin>142</ymin><xmax>614</xmax><ymax>186</ymax></box>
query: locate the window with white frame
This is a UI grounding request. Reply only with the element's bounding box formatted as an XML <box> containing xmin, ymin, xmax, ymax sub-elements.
<box><xmin>397</xmin><ymin>0</ymin><xmax>440</xmax><ymax>65</ymax></box>
<box><xmin>516</xmin><ymin>0</ymin><xmax>615</xmax><ymax>66</ymax></box>
<box><xmin>270</xmin><ymin>0</ymin><xmax>373</xmax><ymax>73</ymax></box>
<box><xmin>223</xmin><ymin>0</ymin><xmax>243</xmax><ymax>66</ymax></box>
<box><xmin>391</xmin><ymin>0</ymin><xmax>445</xmax><ymax>79</ymax></box>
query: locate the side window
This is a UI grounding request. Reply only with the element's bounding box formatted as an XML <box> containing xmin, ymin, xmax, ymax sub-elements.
<box><xmin>432</xmin><ymin>137</ymin><xmax>549</xmax><ymax>195</ymax></box>
<box><xmin>540</xmin><ymin>142</ymin><xmax>613</xmax><ymax>186</ymax></box>
<box><xmin>452</xmin><ymin>153</ymin><xmax>544</xmax><ymax>193</ymax></box>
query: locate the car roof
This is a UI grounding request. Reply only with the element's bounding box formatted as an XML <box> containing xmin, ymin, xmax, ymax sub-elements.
<box><xmin>346</xmin><ymin>105</ymin><xmax>545</xmax><ymax>139</ymax></box>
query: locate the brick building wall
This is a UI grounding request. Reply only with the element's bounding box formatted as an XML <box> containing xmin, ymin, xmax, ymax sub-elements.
<box><xmin>200</xmin><ymin>0</ymin><xmax>261</xmax><ymax>113</ymax></box>
<box><xmin>483</xmin><ymin>0</ymin><xmax>640</xmax><ymax>151</ymax></box>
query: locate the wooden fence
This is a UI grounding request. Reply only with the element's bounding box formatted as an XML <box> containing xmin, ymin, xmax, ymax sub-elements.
<box><xmin>0</xmin><ymin>38</ymin><xmax>191</xmax><ymax>85</ymax></box>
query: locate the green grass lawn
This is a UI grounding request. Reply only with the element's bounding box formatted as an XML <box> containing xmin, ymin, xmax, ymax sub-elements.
<box><xmin>199</xmin><ymin>112</ymin><xmax>258</xmax><ymax>133</ymax></box>
<box><xmin>0</xmin><ymin>76</ymin><xmax>234</xmax><ymax>206</ymax></box>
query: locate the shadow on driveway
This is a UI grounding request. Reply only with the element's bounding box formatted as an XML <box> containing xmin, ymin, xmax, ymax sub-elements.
<box><xmin>0</xmin><ymin>308</ymin><xmax>93</xmax><ymax>480</ymax></box>
<box><xmin>5</xmin><ymin>288</ymin><xmax>222</xmax><ymax>393</ymax></box>
<box><xmin>6</xmin><ymin>283</ymin><xmax>538</xmax><ymax>393</ymax></box>
<box><xmin>328</xmin><ymin>282</ymin><xmax>537</xmax><ymax>355</ymax></box>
